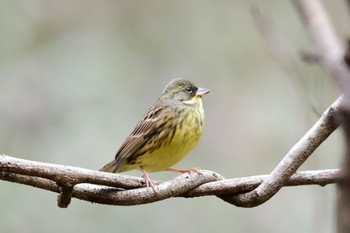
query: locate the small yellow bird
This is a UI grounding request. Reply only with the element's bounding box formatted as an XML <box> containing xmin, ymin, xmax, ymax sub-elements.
<box><xmin>100</xmin><ymin>78</ymin><xmax>209</xmax><ymax>190</ymax></box>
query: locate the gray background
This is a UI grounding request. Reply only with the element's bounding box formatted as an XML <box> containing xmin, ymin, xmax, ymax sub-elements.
<box><xmin>0</xmin><ymin>1</ymin><xmax>347</xmax><ymax>232</ymax></box>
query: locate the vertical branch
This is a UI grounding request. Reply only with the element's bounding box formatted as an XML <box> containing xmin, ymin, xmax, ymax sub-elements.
<box><xmin>337</xmin><ymin>110</ymin><xmax>350</xmax><ymax>233</ymax></box>
<box><xmin>339</xmin><ymin>23</ymin><xmax>350</xmax><ymax>233</ymax></box>
<box><xmin>293</xmin><ymin>0</ymin><xmax>350</xmax><ymax>107</ymax></box>
<box><xmin>292</xmin><ymin>1</ymin><xmax>350</xmax><ymax>232</ymax></box>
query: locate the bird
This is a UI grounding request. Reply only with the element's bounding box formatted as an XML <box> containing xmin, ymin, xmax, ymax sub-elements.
<box><xmin>100</xmin><ymin>78</ymin><xmax>209</xmax><ymax>191</ymax></box>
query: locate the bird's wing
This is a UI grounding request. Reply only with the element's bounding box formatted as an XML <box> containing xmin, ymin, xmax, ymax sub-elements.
<box><xmin>113</xmin><ymin>105</ymin><xmax>176</xmax><ymax>172</ymax></box>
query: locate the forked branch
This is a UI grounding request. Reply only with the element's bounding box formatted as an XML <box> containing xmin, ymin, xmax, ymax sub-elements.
<box><xmin>0</xmin><ymin>96</ymin><xmax>342</xmax><ymax>208</ymax></box>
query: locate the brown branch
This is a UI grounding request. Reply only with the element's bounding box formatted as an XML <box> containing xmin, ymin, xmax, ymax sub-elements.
<box><xmin>293</xmin><ymin>0</ymin><xmax>350</xmax><ymax>107</ymax></box>
<box><xmin>187</xmin><ymin>169</ymin><xmax>340</xmax><ymax>197</ymax></box>
<box><xmin>57</xmin><ymin>185</ymin><xmax>74</xmax><ymax>208</ymax></box>
<box><xmin>0</xmin><ymin>154</ymin><xmax>223</xmax><ymax>206</ymax></box>
<box><xmin>337</xmin><ymin>109</ymin><xmax>350</xmax><ymax>233</ymax></box>
<box><xmin>220</xmin><ymin>96</ymin><xmax>341</xmax><ymax>207</ymax></box>
<box><xmin>0</xmin><ymin>157</ymin><xmax>340</xmax><ymax>206</ymax></box>
<box><xmin>0</xmin><ymin>154</ymin><xmax>145</xmax><ymax>189</ymax></box>
<box><xmin>0</xmin><ymin>95</ymin><xmax>342</xmax><ymax>208</ymax></box>
<box><xmin>291</xmin><ymin>1</ymin><xmax>350</xmax><ymax>232</ymax></box>
<box><xmin>343</xmin><ymin>40</ymin><xmax>350</xmax><ymax>67</ymax></box>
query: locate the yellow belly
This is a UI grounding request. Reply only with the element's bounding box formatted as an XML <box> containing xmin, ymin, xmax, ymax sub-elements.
<box><xmin>119</xmin><ymin>108</ymin><xmax>204</xmax><ymax>172</ymax></box>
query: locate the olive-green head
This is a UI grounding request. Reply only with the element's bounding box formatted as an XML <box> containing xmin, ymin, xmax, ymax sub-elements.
<box><xmin>160</xmin><ymin>78</ymin><xmax>210</xmax><ymax>104</ymax></box>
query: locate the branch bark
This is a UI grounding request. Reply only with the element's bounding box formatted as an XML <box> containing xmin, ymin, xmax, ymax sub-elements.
<box><xmin>0</xmin><ymin>1</ymin><xmax>346</xmax><ymax>210</ymax></box>
<box><xmin>220</xmin><ymin>96</ymin><xmax>341</xmax><ymax>207</ymax></box>
<box><xmin>0</xmin><ymin>95</ymin><xmax>342</xmax><ymax>208</ymax></box>
<box><xmin>0</xmin><ymin>154</ymin><xmax>340</xmax><ymax>206</ymax></box>
<box><xmin>293</xmin><ymin>0</ymin><xmax>350</xmax><ymax>107</ymax></box>
<box><xmin>291</xmin><ymin>1</ymin><xmax>350</xmax><ymax>232</ymax></box>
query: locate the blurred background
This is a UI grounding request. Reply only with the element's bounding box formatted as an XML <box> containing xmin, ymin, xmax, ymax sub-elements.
<box><xmin>0</xmin><ymin>0</ymin><xmax>348</xmax><ymax>232</ymax></box>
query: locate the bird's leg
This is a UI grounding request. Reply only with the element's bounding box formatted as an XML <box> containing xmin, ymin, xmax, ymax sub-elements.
<box><xmin>140</xmin><ymin>166</ymin><xmax>158</xmax><ymax>193</ymax></box>
<box><xmin>166</xmin><ymin>167</ymin><xmax>202</xmax><ymax>174</ymax></box>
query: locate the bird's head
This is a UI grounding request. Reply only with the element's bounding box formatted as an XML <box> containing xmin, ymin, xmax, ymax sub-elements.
<box><xmin>161</xmin><ymin>78</ymin><xmax>210</xmax><ymax>106</ymax></box>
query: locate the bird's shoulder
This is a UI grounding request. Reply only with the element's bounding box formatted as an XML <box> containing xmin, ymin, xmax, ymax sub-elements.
<box><xmin>130</xmin><ymin>104</ymin><xmax>177</xmax><ymax>136</ymax></box>
<box><xmin>114</xmin><ymin>104</ymin><xmax>177</xmax><ymax>160</ymax></box>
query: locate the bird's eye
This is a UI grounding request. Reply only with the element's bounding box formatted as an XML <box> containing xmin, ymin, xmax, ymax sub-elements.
<box><xmin>185</xmin><ymin>87</ymin><xmax>192</xmax><ymax>93</ymax></box>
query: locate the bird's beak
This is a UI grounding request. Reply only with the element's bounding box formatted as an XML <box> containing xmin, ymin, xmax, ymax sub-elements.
<box><xmin>196</xmin><ymin>87</ymin><xmax>210</xmax><ymax>97</ymax></box>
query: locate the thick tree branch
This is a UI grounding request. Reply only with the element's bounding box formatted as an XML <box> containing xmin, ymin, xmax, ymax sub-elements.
<box><xmin>0</xmin><ymin>155</ymin><xmax>340</xmax><ymax>206</ymax></box>
<box><xmin>220</xmin><ymin>96</ymin><xmax>341</xmax><ymax>207</ymax></box>
<box><xmin>0</xmin><ymin>94</ymin><xmax>342</xmax><ymax>208</ymax></box>
<box><xmin>0</xmin><ymin>154</ymin><xmax>145</xmax><ymax>189</ymax></box>
<box><xmin>188</xmin><ymin>169</ymin><xmax>340</xmax><ymax>197</ymax></box>
<box><xmin>0</xmin><ymin>155</ymin><xmax>223</xmax><ymax>206</ymax></box>
<box><xmin>291</xmin><ymin>1</ymin><xmax>350</xmax><ymax>232</ymax></box>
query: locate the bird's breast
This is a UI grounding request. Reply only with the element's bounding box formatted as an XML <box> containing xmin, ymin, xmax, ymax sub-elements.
<box><xmin>136</xmin><ymin>106</ymin><xmax>205</xmax><ymax>172</ymax></box>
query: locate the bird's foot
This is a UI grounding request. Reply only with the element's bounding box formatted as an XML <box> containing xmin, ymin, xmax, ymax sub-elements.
<box><xmin>141</xmin><ymin>167</ymin><xmax>160</xmax><ymax>193</ymax></box>
<box><xmin>166</xmin><ymin>167</ymin><xmax>202</xmax><ymax>175</ymax></box>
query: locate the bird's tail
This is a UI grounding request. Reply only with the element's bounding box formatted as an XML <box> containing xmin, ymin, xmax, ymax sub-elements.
<box><xmin>99</xmin><ymin>160</ymin><xmax>117</xmax><ymax>173</ymax></box>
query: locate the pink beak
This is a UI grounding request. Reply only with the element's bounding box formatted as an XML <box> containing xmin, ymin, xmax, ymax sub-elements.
<box><xmin>196</xmin><ymin>87</ymin><xmax>210</xmax><ymax>97</ymax></box>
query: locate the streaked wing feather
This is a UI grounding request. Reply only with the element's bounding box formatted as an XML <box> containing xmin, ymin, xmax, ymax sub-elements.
<box><xmin>113</xmin><ymin>105</ymin><xmax>174</xmax><ymax>171</ymax></box>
